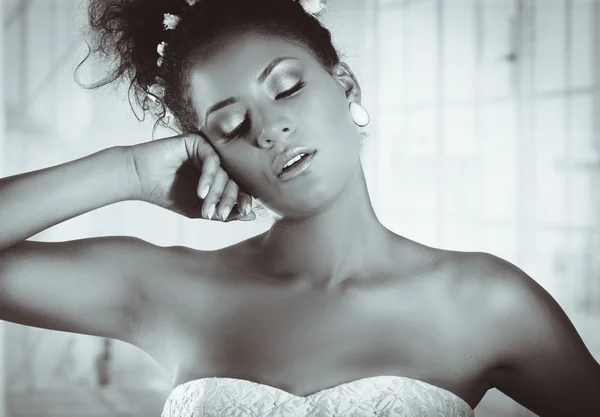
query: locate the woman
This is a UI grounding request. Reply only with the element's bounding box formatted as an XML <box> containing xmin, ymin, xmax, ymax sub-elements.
<box><xmin>0</xmin><ymin>0</ymin><xmax>598</xmax><ymax>415</ymax></box>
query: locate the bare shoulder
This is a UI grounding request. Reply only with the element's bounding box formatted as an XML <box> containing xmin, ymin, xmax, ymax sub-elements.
<box><xmin>453</xmin><ymin>250</ymin><xmax>574</xmax><ymax>348</ymax></box>
<box><xmin>442</xmin><ymin>250</ymin><xmax>552</xmax><ymax>342</ymax></box>
<box><xmin>450</xmin><ymin>251</ymin><xmax>600</xmax><ymax>414</ymax></box>
<box><xmin>434</xmin><ymin>249</ymin><xmax>535</xmax><ymax>308</ymax></box>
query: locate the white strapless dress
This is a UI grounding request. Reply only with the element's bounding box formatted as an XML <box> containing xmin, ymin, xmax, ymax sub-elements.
<box><xmin>160</xmin><ymin>375</ymin><xmax>475</xmax><ymax>416</ymax></box>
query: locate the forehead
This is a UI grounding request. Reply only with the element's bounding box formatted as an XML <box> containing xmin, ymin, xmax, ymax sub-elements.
<box><xmin>188</xmin><ymin>33</ymin><xmax>318</xmax><ymax>121</ymax></box>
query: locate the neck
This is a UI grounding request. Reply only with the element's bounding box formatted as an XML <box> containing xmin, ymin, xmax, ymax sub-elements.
<box><xmin>255</xmin><ymin>167</ymin><xmax>395</xmax><ymax>288</ymax></box>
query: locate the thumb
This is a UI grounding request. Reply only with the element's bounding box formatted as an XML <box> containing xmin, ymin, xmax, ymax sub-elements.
<box><xmin>237</xmin><ymin>211</ymin><xmax>257</xmax><ymax>222</ymax></box>
<box><xmin>224</xmin><ymin>207</ymin><xmax>257</xmax><ymax>223</ymax></box>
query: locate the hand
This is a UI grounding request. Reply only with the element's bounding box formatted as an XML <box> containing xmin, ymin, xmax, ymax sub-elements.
<box><xmin>125</xmin><ymin>133</ymin><xmax>255</xmax><ymax>222</ymax></box>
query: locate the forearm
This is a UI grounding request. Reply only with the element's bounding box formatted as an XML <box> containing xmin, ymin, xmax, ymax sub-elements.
<box><xmin>0</xmin><ymin>146</ymin><xmax>135</xmax><ymax>251</ymax></box>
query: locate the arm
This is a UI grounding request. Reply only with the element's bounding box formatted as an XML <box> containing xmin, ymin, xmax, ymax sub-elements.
<box><xmin>0</xmin><ymin>145</ymin><xmax>147</xmax><ymax>344</ymax></box>
<box><xmin>0</xmin><ymin>145</ymin><xmax>136</xmax><ymax>251</ymax></box>
<box><xmin>480</xmin><ymin>253</ymin><xmax>600</xmax><ymax>416</ymax></box>
<box><xmin>0</xmin><ymin>236</ymin><xmax>157</xmax><ymax>344</ymax></box>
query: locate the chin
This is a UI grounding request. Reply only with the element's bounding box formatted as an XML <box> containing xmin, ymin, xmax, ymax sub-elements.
<box><xmin>255</xmin><ymin>147</ymin><xmax>359</xmax><ymax>217</ymax></box>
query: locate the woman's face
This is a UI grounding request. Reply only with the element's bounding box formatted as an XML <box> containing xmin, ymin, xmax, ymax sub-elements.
<box><xmin>188</xmin><ymin>32</ymin><xmax>362</xmax><ymax>217</ymax></box>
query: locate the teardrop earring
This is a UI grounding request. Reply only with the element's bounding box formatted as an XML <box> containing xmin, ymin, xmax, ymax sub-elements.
<box><xmin>349</xmin><ymin>102</ymin><xmax>370</xmax><ymax>127</ymax></box>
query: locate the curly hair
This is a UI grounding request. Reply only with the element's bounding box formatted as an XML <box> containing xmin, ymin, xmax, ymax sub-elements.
<box><xmin>77</xmin><ymin>0</ymin><xmax>341</xmax><ymax>134</ymax></box>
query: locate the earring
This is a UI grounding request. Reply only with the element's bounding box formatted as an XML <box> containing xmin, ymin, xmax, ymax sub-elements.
<box><xmin>349</xmin><ymin>102</ymin><xmax>370</xmax><ymax>127</ymax></box>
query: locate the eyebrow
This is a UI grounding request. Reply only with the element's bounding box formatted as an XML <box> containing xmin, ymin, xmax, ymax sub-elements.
<box><xmin>257</xmin><ymin>56</ymin><xmax>299</xmax><ymax>83</ymax></box>
<box><xmin>203</xmin><ymin>56</ymin><xmax>299</xmax><ymax>125</ymax></box>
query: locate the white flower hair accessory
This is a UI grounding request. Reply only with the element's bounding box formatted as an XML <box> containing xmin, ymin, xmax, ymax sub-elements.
<box><xmin>145</xmin><ymin>83</ymin><xmax>175</xmax><ymax>125</ymax></box>
<box><xmin>299</xmin><ymin>0</ymin><xmax>326</xmax><ymax>15</ymax></box>
<box><xmin>147</xmin><ymin>83</ymin><xmax>165</xmax><ymax>103</ymax></box>
<box><xmin>163</xmin><ymin>13</ymin><xmax>181</xmax><ymax>30</ymax></box>
<box><xmin>156</xmin><ymin>41</ymin><xmax>168</xmax><ymax>67</ymax></box>
<box><xmin>157</xmin><ymin>41</ymin><xmax>167</xmax><ymax>56</ymax></box>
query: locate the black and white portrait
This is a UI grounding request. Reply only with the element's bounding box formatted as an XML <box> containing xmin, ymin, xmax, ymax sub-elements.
<box><xmin>0</xmin><ymin>1</ymin><xmax>599</xmax><ymax>416</ymax></box>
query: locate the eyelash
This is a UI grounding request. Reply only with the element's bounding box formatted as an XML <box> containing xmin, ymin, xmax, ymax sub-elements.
<box><xmin>275</xmin><ymin>81</ymin><xmax>306</xmax><ymax>100</ymax></box>
<box><xmin>223</xmin><ymin>81</ymin><xmax>307</xmax><ymax>141</ymax></box>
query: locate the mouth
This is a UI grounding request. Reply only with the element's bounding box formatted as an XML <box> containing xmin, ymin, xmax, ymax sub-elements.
<box><xmin>278</xmin><ymin>152</ymin><xmax>317</xmax><ymax>181</ymax></box>
<box><xmin>273</xmin><ymin>147</ymin><xmax>318</xmax><ymax>180</ymax></box>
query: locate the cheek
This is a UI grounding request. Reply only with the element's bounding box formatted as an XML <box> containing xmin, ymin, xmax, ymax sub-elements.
<box><xmin>217</xmin><ymin>151</ymin><xmax>256</xmax><ymax>191</ymax></box>
<box><xmin>222</xmin><ymin>154</ymin><xmax>278</xmax><ymax>202</ymax></box>
<box><xmin>311</xmin><ymin>86</ymin><xmax>359</xmax><ymax>153</ymax></box>
<box><xmin>311</xmin><ymin>84</ymin><xmax>354</xmax><ymax>136</ymax></box>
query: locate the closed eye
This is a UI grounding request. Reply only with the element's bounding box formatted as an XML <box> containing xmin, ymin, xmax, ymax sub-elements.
<box><xmin>222</xmin><ymin>82</ymin><xmax>306</xmax><ymax>142</ymax></box>
<box><xmin>275</xmin><ymin>81</ymin><xmax>306</xmax><ymax>100</ymax></box>
<box><xmin>223</xmin><ymin>114</ymin><xmax>250</xmax><ymax>141</ymax></box>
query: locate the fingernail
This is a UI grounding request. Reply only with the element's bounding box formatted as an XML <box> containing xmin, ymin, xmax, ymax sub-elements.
<box><xmin>243</xmin><ymin>202</ymin><xmax>251</xmax><ymax>216</ymax></box>
<box><xmin>221</xmin><ymin>205</ymin><xmax>231</xmax><ymax>220</ymax></box>
<box><xmin>200</xmin><ymin>185</ymin><xmax>210</xmax><ymax>199</ymax></box>
<box><xmin>240</xmin><ymin>211</ymin><xmax>255</xmax><ymax>221</ymax></box>
<box><xmin>207</xmin><ymin>204</ymin><xmax>216</xmax><ymax>220</ymax></box>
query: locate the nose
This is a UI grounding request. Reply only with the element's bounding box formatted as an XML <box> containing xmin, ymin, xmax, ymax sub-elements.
<box><xmin>256</xmin><ymin>112</ymin><xmax>296</xmax><ymax>149</ymax></box>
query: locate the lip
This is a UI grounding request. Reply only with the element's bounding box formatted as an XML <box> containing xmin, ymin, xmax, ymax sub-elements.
<box><xmin>272</xmin><ymin>146</ymin><xmax>317</xmax><ymax>177</ymax></box>
<box><xmin>277</xmin><ymin>151</ymin><xmax>317</xmax><ymax>181</ymax></box>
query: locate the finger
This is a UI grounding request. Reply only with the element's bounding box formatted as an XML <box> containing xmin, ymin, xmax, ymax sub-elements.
<box><xmin>222</xmin><ymin>204</ymin><xmax>243</xmax><ymax>222</ymax></box>
<box><xmin>216</xmin><ymin>179</ymin><xmax>239</xmax><ymax>221</ymax></box>
<box><xmin>223</xmin><ymin>190</ymin><xmax>255</xmax><ymax>222</ymax></box>
<box><xmin>202</xmin><ymin>168</ymin><xmax>228</xmax><ymax>219</ymax></box>
<box><xmin>196</xmin><ymin>152</ymin><xmax>220</xmax><ymax>200</ymax></box>
<box><xmin>184</xmin><ymin>134</ymin><xmax>220</xmax><ymax>199</ymax></box>
<box><xmin>185</xmin><ymin>133</ymin><xmax>217</xmax><ymax>164</ymax></box>
<box><xmin>224</xmin><ymin>208</ymin><xmax>257</xmax><ymax>223</ymax></box>
<box><xmin>240</xmin><ymin>211</ymin><xmax>257</xmax><ymax>221</ymax></box>
<box><xmin>236</xmin><ymin>190</ymin><xmax>253</xmax><ymax>217</ymax></box>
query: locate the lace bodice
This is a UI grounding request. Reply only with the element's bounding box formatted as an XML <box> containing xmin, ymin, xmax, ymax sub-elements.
<box><xmin>161</xmin><ymin>375</ymin><xmax>475</xmax><ymax>416</ymax></box>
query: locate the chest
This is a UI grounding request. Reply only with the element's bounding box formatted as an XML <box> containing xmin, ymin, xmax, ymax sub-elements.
<box><xmin>163</xmin><ymin>278</ymin><xmax>475</xmax><ymax>397</ymax></box>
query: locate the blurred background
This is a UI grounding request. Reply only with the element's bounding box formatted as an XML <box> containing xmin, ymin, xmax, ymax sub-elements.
<box><xmin>1</xmin><ymin>0</ymin><xmax>599</xmax><ymax>416</ymax></box>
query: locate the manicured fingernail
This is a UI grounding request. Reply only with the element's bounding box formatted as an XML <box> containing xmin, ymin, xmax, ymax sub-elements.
<box><xmin>243</xmin><ymin>202</ymin><xmax>251</xmax><ymax>216</ymax></box>
<box><xmin>207</xmin><ymin>204</ymin><xmax>215</xmax><ymax>219</ymax></box>
<box><xmin>240</xmin><ymin>211</ymin><xmax>255</xmax><ymax>221</ymax></box>
<box><xmin>221</xmin><ymin>205</ymin><xmax>231</xmax><ymax>220</ymax></box>
<box><xmin>200</xmin><ymin>184</ymin><xmax>210</xmax><ymax>199</ymax></box>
